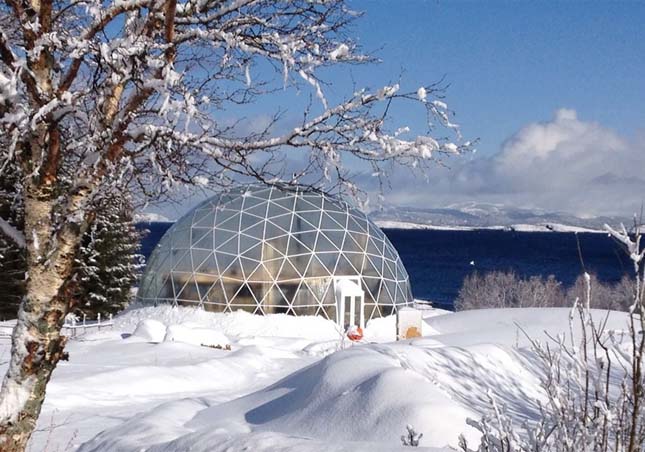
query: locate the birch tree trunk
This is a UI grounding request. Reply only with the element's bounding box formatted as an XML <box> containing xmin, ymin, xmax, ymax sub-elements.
<box><xmin>0</xmin><ymin>187</ymin><xmax>82</xmax><ymax>451</ymax></box>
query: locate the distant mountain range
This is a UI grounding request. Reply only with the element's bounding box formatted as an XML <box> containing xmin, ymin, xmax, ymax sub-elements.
<box><xmin>369</xmin><ymin>202</ymin><xmax>631</xmax><ymax>233</ymax></box>
<box><xmin>136</xmin><ymin>202</ymin><xmax>633</xmax><ymax>233</ymax></box>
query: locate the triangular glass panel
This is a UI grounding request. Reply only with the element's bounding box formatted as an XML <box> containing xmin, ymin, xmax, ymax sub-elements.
<box><xmin>328</xmin><ymin>211</ymin><xmax>347</xmax><ymax>229</ymax></box>
<box><xmin>383</xmin><ymin>280</ymin><xmax>396</xmax><ymax>304</ymax></box>
<box><xmin>222</xmin><ymin>280</ymin><xmax>241</xmax><ymax>303</ymax></box>
<box><xmin>342</xmin><ymin>236</ymin><xmax>361</xmax><ymax>253</ymax></box>
<box><xmin>239</xmin><ymin>212</ymin><xmax>259</xmax><ymax>231</ymax></box>
<box><xmin>297</xmin><ymin>210</ymin><xmax>322</xmax><ymax>231</ymax></box>
<box><xmin>247</xmin><ymin>262</ymin><xmax>271</xmax><ymax>283</ymax></box>
<box><xmin>383</xmin><ymin>260</ymin><xmax>396</xmax><ymax>281</ymax></box>
<box><xmin>271</xmin><ymin>196</ymin><xmax>296</xmax><ymax>213</ymax></box>
<box><xmin>362</xmin><ymin>277</ymin><xmax>379</xmax><ymax>303</ymax></box>
<box><xmin>348</xmin><ymin>215</ymin><xmax>368</xmax><ymax>234</ymax></box>
<box><xmin>295</xmin><ymin>196</ymin><xmax>320</xmax><ymax>212</ymax></box>
<box><xmin>221</xmin><ymin>256</ymin><xmax>243</xmax><ymax>280</ymax></box>
<box><xmin>263</xmin><ymin>222</ymin><xmax>285</xmax><ymax>241</ymax></box>
<box><xmin>286</xmin><ymin>237</ymin><xmax>310</xmax><ymax>257</ymax></box>
<box><xmin>370</xmin><ymin>226</ymin><xmax>386</xmax><ymax>241</ymax></box>
<box><xmin>231</xmin><ymin>282</ymin><xmax>258</xmax><ymax>307</ymax></box>
<box><xmin>196</xmin><ymin>252</ymin><xmax>218</xmax><ymax>275</ymax></box>
<box><xmin>261</xmin><ymin>240</ymin><xmax>286</xmax><ymax>261</ymax></box>
<box><xmin>261</xmin><ymin>260</ymin><xmax>282</xmax><ymax>280</ymax></box>
<box><xmin>260</xmin><ymin>284</ymin><xmax>289</xmax><ymax>314</ymax></box>
<box><xmin>241</xmin><ymin>240</ymin><xmax>262</xmax><ymax>261</ymax></box>
<box><xmin>242</xmin><ymin>202</ymin><xmax>269</xmax><ymax>221</ymax></box>
<box><xmin>304</xmin><ymin>255</ymin><xmax>330</xmax><ymax>278</ymax></box>
<box><xmin>277</xmin><ymin>282</ymin><xmax>298</xmax><ymax>305</ymax></box>
<box><xmin>344</xmin><ymin>252</ymin><xmax>363</xmax><ymax>272</ymax></box>
<box><xmin>240</xmin><ymin>194</ymin><xmax>264</xmax><ymax>210</ymax></box>
<box><xmin>290</xmin><ymin>281</ymin><xmax>310</xmax><ymax>309</ymax></box>
<box><xmin>217</xmin><ymin>236</ymin><xmax>239</xmax><ymax>255</ymax></box>
<box><xmin>365</xmin><ymin>303</ymin><xmax>380</xmax><ymax>322</ymax></box>
<box><xmin>269</xmin><ymin>213</ymin><xmax>292</xmax><ymax>232</ymax></box>
<box><xmin>223</xmin><ymin>196</ymin><xmax>243</xmax><ymax>212</ymax></box>
<box><xmin>278</xmin><ymin>257</ymin><xmax>303</xmax><ymax>281</ymax></box>
<box><xmin>191</xmin><ymin>209</ymin><xmax>214</xmax><ymax>228</ymax></box>
<box><xmin>191</xmin><ymin>229</ymin><xmax>213</xmax><ymax>249</ymax></box>
<box><xmin>240</xmin><ymin>257</ymin><xmax>260</xmax><ymax>280</ymax></box>
<box><xmin>319</xmin><ymin>213</ymin><xmax>338</xmax><ymax>231</ymax></box>
<box><xmin>213</xmin><ymin>229</ymin><xmax>236</xmax><ymax>247</ymax></box>
<box><xmin>303</xmin><ymin>278</ymin><xmax>327</xmax><ymax>303</ymax></box>
<box><xmin>367</xmin><ymin>237</ymin><xmax>383</xmax><ymax>256</ymax></box>
<box><xmin>203</xmin><ymin>280</ymin><xmax>226</xmax><ymax>305</ymax></box>
<box><xmin>292</xmin><ymin>231</ymin><xmax>316</xmax><ymax>250</ymax></box>
<box><xmin>215</xmin><ymin>212</ymin><xmax>241</xmax><ymax>231</ymax></box>
<box><xmin>190</xmin><ymin>249</ymin><xmax>212</xmax><ymax>270</ymax></box>
<box><xmin>241</xmin><ymin>222</ymin><xmax>265</xmax><ymax>240</ymax></box>
<box><xmin>170</xmin><ymin>229</ymin><xmax>191</xmax><ymax>249</ymax></box>
<box><xmin>335</xmin><ymin>253</ymin><xmax>357</xmax><ymax>274</ymax></box>
<box><xmin>317</xmin><ymin>252</ymin><xmax>339</xmax><ymax>275</ymax></box>
<box><xmin>315</xmin><ymin>234</ymin><xmax>338</xmax><ymax>253</ymax></box>
<box><xmin>324</xmin><ymin>230</ymin><xmax>346</xmax><ymax>247</ymax></box>
<box><xmin>170</xmin><ymin>249</ymin><xmax>192</xmax><ymax>270</ymax></box>
<box><xmin>383</xmin><ymin>243</ymin><xmax>397</xmax><ymax>261</ymax></box>
<box><xmin>174</xmin><ymin>274</ymin><xmax>198</xmax><ymax>301</ymax></box>
<box><xmin>214</xmin><ymin>251</ymin><xmax>236</xmax><ymax>275</ymax></box>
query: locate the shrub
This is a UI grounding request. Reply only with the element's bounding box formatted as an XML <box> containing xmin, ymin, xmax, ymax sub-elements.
<box><xmin>455</xmin><ymin>270</ymin><xmax>634</xmax><ymax>312</ymax></box>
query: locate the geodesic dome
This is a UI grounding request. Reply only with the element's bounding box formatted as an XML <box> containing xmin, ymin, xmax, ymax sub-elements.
<box><xmin>137</xmin><ymin>185</ymin><xmax>413</xmax><ymax>323</ymax></box>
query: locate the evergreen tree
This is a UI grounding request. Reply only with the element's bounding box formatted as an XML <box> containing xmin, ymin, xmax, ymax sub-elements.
<box><xmin>0</xmin><ymin>164</ymin><xmax>25</xmax><ymax>320</ymax></box>
<box><xmin>74</xmin><ymin>194</ymin><xmax>145</xmax><ymax>318</ymax></box>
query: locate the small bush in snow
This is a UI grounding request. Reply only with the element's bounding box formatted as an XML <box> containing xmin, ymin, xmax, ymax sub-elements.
<box><xmin>455</xmin><ymin>270</ymin><xmax>635</xmax><ymax>312</ymax></box>
<box><xmin>401</xmin><ymin>424</ymin><xmax>423</xmax><ymax>447</ymax></box>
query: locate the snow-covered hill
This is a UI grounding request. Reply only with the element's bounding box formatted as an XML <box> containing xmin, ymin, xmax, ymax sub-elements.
<box><xmin>0</xmin><ymin>306</ymin><xmax>630</xmax><ymax>451</ymax></box>
<box><xmin>370</xmin><ymin>202</ymin><xmax>628</xmax><ymax>232</ymax></box>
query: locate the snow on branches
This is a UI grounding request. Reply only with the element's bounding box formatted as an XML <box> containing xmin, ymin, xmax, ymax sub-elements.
<box><xmin>1</xmin><ymin>0</ymin><xmax>468</xmax><ymax>211</ymax></box>
<box><xmin>0</xmin><ymin>3</ymin><xmax>469</xmax><ymax>446</ymax></box>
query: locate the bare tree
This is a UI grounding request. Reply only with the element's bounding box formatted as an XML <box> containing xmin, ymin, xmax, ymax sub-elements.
<box><xmin>455</xmin><ymin>270</ymin><xmax>635</xmax><ymax>312</ymax></box>
<box><xmin>0</xmin><ymin>0</ymin><xmax>466</xmax><ymax>449</ymax></box>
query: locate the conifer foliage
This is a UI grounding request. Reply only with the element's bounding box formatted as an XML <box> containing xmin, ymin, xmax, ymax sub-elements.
<box><xmin>74</xmin><ymin>194</ymin><xmax>145</xmax><ymax>319</ymax></box>
<box><xmin>0</xmin><ymin>165</ymin><xmax>25</xmax><ymax>321</ymax></box>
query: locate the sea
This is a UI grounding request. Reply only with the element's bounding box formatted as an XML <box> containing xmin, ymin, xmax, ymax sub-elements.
<box><xmin>138</xmin><ymin>223</ymin><xmax>632</xmax><ymax>310</ymax></box>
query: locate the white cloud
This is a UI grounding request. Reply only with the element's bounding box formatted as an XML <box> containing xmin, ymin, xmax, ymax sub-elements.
<box><xmin>385</xmin><ymin>109</ymin><xmax>645</xmax><ymax>217</ymax></box>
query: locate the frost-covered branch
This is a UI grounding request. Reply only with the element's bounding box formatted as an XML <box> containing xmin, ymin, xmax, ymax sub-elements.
<box><xmin>0</xmin><ymin>217</ymin><xmax>24</xmax><ymax>249</ymax></box>
<box><xmin>0</xmin><ymin>1</ymin><xmax>470</xmax><ymax>446</ymax></box>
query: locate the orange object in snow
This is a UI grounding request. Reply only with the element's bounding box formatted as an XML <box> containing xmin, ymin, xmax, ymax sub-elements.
<box><xmin>347</xmin><ymin>326</ymin><xmax>363</xmax><ymax>342</ymax></box>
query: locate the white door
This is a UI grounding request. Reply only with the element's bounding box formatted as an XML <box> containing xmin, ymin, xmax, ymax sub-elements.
<box><xmin>334</xmin><ymin>277</ymin><xmax>365</xmax><ymax>329</ymax></box>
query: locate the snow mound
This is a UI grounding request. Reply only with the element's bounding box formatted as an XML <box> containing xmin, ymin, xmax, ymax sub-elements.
<box><xmin>79</xmin><ymin>344</ymin><xmax>478</xmax><ymax>451</ymax></box>
<box><xmin>132</xmin><ymin>319</ymin><xmax>166</xmax><ymax>343</ymax></box>
<box><xmin>118</xmin><ymin>305</ymin><xmax>341</xmax><ymax>341</ymax></box>
<box><xmin>164</xmin><ymin>324</ymin><xmax>230</xmax><ymax>348</ymax></box>
<box><xmin>420</xmin><ymin>307</ymin><xmax>629</xmax><ymax>347</ymax></box>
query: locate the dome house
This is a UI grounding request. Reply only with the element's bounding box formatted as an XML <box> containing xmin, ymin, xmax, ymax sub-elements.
<box><xmin>137</xmin><ymin>185</ymin><xmax>413</xmax><ymax>328</ymax></box>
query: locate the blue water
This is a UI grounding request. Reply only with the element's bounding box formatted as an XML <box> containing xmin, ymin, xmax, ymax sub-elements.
<box><xmin>138</xmin><ymin>223</ymin><xmax>631</xmax><ymax>310</ymax></box>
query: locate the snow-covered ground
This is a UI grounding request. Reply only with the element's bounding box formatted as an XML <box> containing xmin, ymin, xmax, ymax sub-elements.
<box><xmin>0</xmin><ymin>305</ymin><xmax>631</xmax><ymax>451</ymax></box>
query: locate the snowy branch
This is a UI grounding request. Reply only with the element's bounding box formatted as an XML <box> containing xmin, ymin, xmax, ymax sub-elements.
<box><xmin>0</xmin><ymin>217</ymin><xmax>25</xmax><ymax>249</ymax></box>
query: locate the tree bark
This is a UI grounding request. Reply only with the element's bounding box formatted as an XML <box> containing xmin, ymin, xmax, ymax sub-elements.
<box><xmin>0</xmin><ymin>190</ymin><xmax>79</xmax><ymax>451</ymax></box>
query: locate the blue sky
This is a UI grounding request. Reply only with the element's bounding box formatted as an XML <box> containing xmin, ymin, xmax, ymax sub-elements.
<box><xmin>154</xmin><ymin>1</ymin><xmax>645</xmax><ymax>220</ymax></box>
<box><xmin>347</xmin><ymin>0</ymin><xmax>645</xmax><ymax>156</ymax></box>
